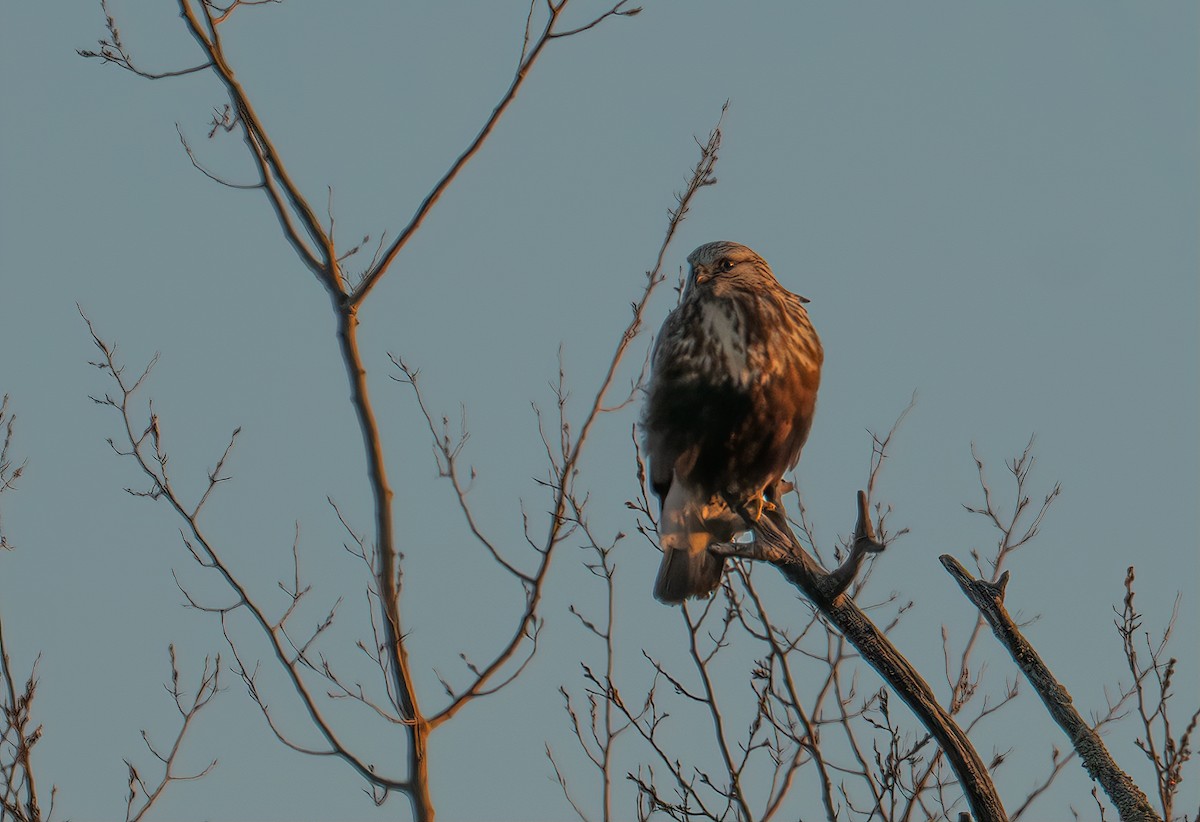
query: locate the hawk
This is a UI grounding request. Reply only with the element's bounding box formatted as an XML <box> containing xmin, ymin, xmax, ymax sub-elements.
<box><xmin>643</xmin><ymin>241</ymin><xmax>823</xmax><ymax>603</ymax></box>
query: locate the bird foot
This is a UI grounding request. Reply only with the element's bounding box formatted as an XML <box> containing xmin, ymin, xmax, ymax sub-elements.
<box><xmin>748</xmin><ymin>497</ymin><xmax>778</xmax><ymax>522</ymax></box>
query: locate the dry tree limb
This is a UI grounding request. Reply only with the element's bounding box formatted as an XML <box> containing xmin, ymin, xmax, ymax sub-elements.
<box><xmin>818</xmin><ymin>490</ymin><xmax>887</xmax><ymax>599</ymax></box>
<box><xmin>626</xmin><ymin>407</ymin><xmax>989</xmax><ymax>820</ymax></box>
<box><xmin>81</xmin><ymin>310</ymin><xmax>415</xmax><ymax>799</ymax></box>
<box><xmin>2</xmin><ymin>403</ymin><xmax>211</xmax><ymax>821</ymax></box>
<box><xmin>732</xmin><ymin>567</ymin><xmax>841</xmax><ymax>821</ymax></box>
<box><xmin>351</xmin><ymin>0</ymin><xmax>642</xmax><ymax>305</ymax></box>
<box><xmin>0</xmin><ymin>395</ymin><xmax>26</xmax><ymax>551</ymax></box>
<box><xmin>0</xmin><ymin>623</ymin><xmax>49</xmax><ymax>822</ymax></box>
<box><xmin>1116</xmin><ymin>568</ymin><xmax>1198</xmax><ymax>822</ymax></box>
<box><xmin>897</xmin><ymin>439</ymin><xmax>1058</xmax><ymax>821</ymax></box>
<box><xmin>715</xmin><ymin>499</ymin><xmax>1008</xmax><ymax>822</ymax></box>
<box><xmin>0</xmin><ymin>400</ymin><xmax>51</xmax><ymax>822</ymax></box>
<box><xmin>940</xmin><ymin>555</ymin><xmax>1161</xmax><ymax>822</ymax></box>
<box><xmin>124</xmin><ymin>647</ymin><xmax>221</xmax><ymax>822</ymax></box>
<box><xmin>550</xmin><ymin>112</ymin><xmax>728</xmax><ymax>822</ymax></box>
<box><xmin>81</xmin><ymin>2</ymin><xmax>645</xmax><ymax>819</ymax></box>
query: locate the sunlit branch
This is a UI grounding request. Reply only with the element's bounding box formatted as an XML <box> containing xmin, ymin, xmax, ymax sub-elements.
<box><xmin>175</xmin><ymin>0</ymin><xmax>333</xmax><ymax>284</ymax></box>
<box><xmin>351</xmin><ymin>0</ymin><xmax>642</xmax><ymax>307</ymax></box>
<box><xmin>80</xmin><ymin>310</ymin><xmax>412</xmax><ymax>794</ymax></box>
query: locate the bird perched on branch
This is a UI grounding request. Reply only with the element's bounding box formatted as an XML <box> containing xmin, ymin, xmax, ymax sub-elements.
<box><xmin>643</xmin><ymin>241</ymin><xmax>823</xmax><ymax>603</ymax></box>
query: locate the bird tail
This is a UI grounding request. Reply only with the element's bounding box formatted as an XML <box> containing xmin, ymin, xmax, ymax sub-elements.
<box><xmin>653</xmin><ymin>482</ymin><xmax>740</xmax><ymax>604</ymax></box>
<box><xmin>654</xmin><ymin>535</ymin><xmax>725</xmax><ymax>604</ymax></box>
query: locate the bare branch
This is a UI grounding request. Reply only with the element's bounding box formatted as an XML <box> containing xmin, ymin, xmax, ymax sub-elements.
<box><xmin>125</xmin><ymin>647</ymin><xmax>221</xmax><ymax>822</ymax></box>
<box><xmin>77</xmin><ymin>0</ymin><xmax>211</xmax><ymax>78</ymax></box>
<box><xmin>1117</xmin><ymin>568</ymin><xmax>1199</xmax><ymax>822</ymax></box>
<box><xmin>0</xmin><ymin>396</ymin><xmax>26</xmax><ymax>551</ymax></box>
<box><xmin>351</xmin><ymin>0</ymin><xmax>643</xmax><ymax>306</ymax></box>
<box><xmin>80</xmin><ymin>311</ymin><xmax>413</xmax><ymax>796</ymax></box>
<box><xmin>0</xmin><ymin>624</ymin><xmax>47</xmax><ymax>822</ymax></box>
<box><xmin>176</xmin><ymin>125</ymin><xmax>262</xmax><ymax>190</ymax></box>
<box><xmin>941</xmin><ymin>555</ymin><xmax>1161</xmax><ymax>822</ymax></box>
<box><xmin>714</xmin><ymin>494</ymin><xmax>1007</xmax><ymax>822</ymax></box>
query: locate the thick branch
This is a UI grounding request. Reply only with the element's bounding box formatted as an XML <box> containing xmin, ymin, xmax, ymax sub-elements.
<box><xmin>333</xmin><ymin>309</ymin><xmax>433</xmax><ymax>821</ymax></box>
<box><xmin>940</xmin><ymin>554</ymin><xmax>1161</xmax><ymax>822</ymax></box>
<box><xmin>721</xmin><ymin>499</ymin><xmax>1008</xmax><ymax>822</ymax></box>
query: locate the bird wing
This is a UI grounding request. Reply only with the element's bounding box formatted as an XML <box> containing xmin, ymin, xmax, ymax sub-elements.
<box><xmin>644</xmin><ymin>305</ymin><xmax>692</xmax><ymax>503</ymax></box>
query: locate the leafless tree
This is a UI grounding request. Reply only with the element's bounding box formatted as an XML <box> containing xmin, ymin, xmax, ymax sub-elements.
<box><xmin>77</xmin><ymin>2</ymin><xmax>675</xmax><ymax>820</ymax></box>
<box><xmin>561</xmin><ymin>409</ymin><xmax>1016</xmax><ymax>821</ymax></box>
<box><xmin>553</xmin><ymin>419</ymin><xmax>1197</xmax><ymax>822</ymax></box>
<box><xmin>71</xmin><ymin>4</ymin><xmax>1196</xmax><ymax>822</ymax></box>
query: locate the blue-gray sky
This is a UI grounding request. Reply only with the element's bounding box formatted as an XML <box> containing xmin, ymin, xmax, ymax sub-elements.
<box><xmin>1</xmin><ymin>2</ymin><xmax>1196</xmax><ymax>820</ymax></box>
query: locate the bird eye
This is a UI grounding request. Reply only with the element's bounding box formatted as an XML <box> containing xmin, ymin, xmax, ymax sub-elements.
<box><xmin>717</xmin><ymin>258</ymin><xmax>734</xmax><ymax>272</ymax></box>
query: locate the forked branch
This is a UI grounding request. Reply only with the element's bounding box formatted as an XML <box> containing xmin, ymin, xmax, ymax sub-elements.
<box><xmin>80</xmin><ymin>310</ymin><xmax>413</xmax><ymax>798</ymax></box>
<box><xmin>352</xmin><ymin>0</ymin><xmax>642</xmax><ymax>305</ymax></box>
<box><xmin>1117</xmin><ymin>568</ymin><xmax>1200</xmax><ymax>822</ymax></box>
<box><xmin>80</xmin><ymin>2</ymin><xmax>651</xmax><ymax>818</ymax></box>
<box><xmin>124</xmin><ymin>647</ymin><xmax>221</xmax><ymax>822</ymax></box>
<box><xmin>0</xmin><ymin>400</ymin><xmax>52</xmax><ymax>822</ymax></box>
<box><xmin>389</xmin><ymin>109</ymin><xmax>725</xmax><ymax>735</ymax></box>
<box><xmin>713</xmin><ymin>496</ymin><xmax>1007</xmax><ymax>822</ymax></box>
<box><xmin>940</xmin><ymin>555</ymin><xmax>1160</xmax><ymax>822</ymax></box>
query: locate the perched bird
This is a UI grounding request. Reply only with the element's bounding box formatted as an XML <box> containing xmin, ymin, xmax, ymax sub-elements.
<box><xmin>643</xmin><ymin>241</ymin><xmax>823</xmax><ymax>603</ymax></box>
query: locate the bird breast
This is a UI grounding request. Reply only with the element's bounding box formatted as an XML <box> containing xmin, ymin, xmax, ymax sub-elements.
<box><xmin>698</xmin><ymin>302</ymin><xmax>752</xmax><ymax>388</ymax></box>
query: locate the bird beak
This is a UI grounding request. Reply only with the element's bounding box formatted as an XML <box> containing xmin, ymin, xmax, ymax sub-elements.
<box><xmin>693</xmin><ymin>267</ymin><xmax>710</xmax><ymax>284</ymax></box>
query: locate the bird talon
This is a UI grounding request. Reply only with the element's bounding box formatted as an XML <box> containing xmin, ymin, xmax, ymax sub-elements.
<box><xmin>747</xmin><ymin>497</ymin><xmax>776</xmax><ymax>522</ymax></box>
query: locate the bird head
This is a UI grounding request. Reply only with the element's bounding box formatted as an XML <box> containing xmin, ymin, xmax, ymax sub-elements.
<box><xmin>684</xmin><ymin>241</ymin><xmax>810</xmax><ymax>303</ymax></box>
<box><xmin>684</xmin><ymin>241</ymin><xmax>777</xmax><ymax>295</ymax></box>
